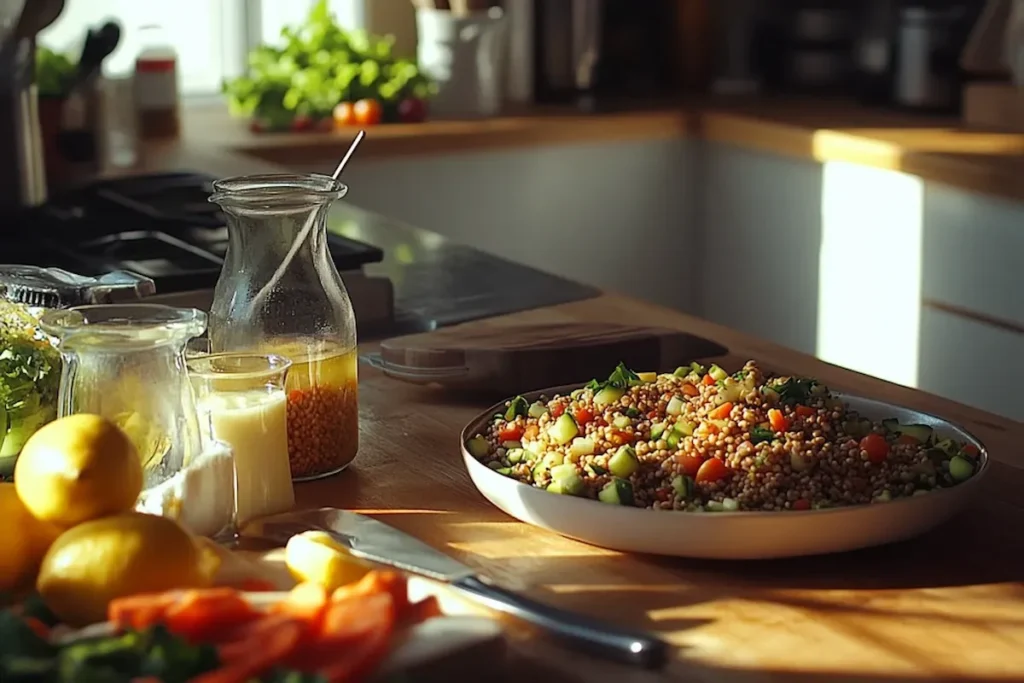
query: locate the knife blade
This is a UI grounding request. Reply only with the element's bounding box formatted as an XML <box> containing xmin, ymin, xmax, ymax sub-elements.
<box><xmin>246</xmin><ymin>507</ymin><xmax>670</xmax><ymax>670</ymax></box>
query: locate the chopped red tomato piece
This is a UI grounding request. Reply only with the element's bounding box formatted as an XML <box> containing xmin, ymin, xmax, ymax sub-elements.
<box><xmin>859</xmin><ymin>433</ymin><xmax>890</xmax><ymax>464</ymax></box>
<box><xmin>792</xmin><ymin>498</ymin><xmax>811</xmax><ymax>511</ymax></box>
<box><xmin>550</xmin><ymin>403</ymin><xmax>565</xmax><ymax>417</ymax></box>
<box><xmin>695</xmin><ymin>457</ymin><xmax>729</xmax><ymax>483</ymax></box>
<box><xmin>795</xmin><ymin>405</ymin><xmax>815</xmax><ymax>418</ymax></box>
<box><xmin>678</xmin><ymin>453</ymin><xmax>704</xmax><ymax>477</ymax></box>
<box><xmin>498</xmin><ymin>425</ymin><xmax>524</xmax><ymax>442</ymax></box>
<box><xmin>573</xmin><ymin>407</ymin><xmax>594</xmax><ymax>425</ymax></box>
<box><xmin>962</xmin><ymin>444</ymin><xmax>980</xmax><ymax>458</ymax></box>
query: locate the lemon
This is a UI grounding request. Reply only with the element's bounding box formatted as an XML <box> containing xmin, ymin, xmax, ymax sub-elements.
<box><xmin>285</xmin><ymin>530</ymin><xmax>370</xmax><ymax>591</ymax></box>
<box><xmin>15</xmin><ymin>414</ymin><xmax>143</xmax><ymax>527</ymax></box>
<box><xmin>0</xmin><ymin>483</ymin><xmax>62</xmax><ymax>593</ymax></box>
<box><xmin>37</xmin><ymin>512</ymin><xmax>220</xmax><ymax>627</ymax></box>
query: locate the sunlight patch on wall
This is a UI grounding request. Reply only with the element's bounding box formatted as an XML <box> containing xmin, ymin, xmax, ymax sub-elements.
<box><xmin>817</xmin><ymin>161</ymin><xmax>923</xmax><ymax>388</ymax></box>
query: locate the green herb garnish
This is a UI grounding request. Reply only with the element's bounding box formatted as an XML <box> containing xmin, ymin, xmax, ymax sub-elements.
<box><xmin>750</xmin><ymin>426</ymin><xmax>774</xmax><ymax>444</ymax></box>
<box><xmin>504</xmin><ymin>396</ymin><xmax>529</xmax><ymax>421</ymax></box>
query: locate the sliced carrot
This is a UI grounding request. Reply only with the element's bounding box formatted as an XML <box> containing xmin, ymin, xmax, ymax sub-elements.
<box><xmin>193</xmin><ymin>618</ymin><xmax>304</xmax><ymax>683</ymax></box>
<box><xmin>163</xmin><ymin>588</ymin><xmax>259</xmax><ymax>643</ymax></box>
<box><xmin>330</xmin><ymin>570</ymin><xmax>409</xmax><ymax>615</ymax></box>
<box><xmin>294</xmin><ymin>593</ymin><xmax>395</xmax><ymax>680</ymax></box>
<box><xmin>322</xmin><ymin>592</ymin><xmax>395</xmax><ymax>640</ymax></box>
<box><xmin>767</xmin><ymin>408</ymin><xmax>790</xmax><ymax>432</ymax></box>
<box><xmin>23</xmin><ymin>616</ymin><xmax>50</xmax><ymax>640</ymax></box>
<box><xmin>402</xmin><ymin>595</ymin><xmax>443</xmax><ymax>625</ymax></box>
<box><xmin>702</xmin><ymin>374</ymin><xmax>715</xmax><ymax>386</ymax></box>
<box><xmin>317</xmin><ymin>618</ymin><xmax>394</xmax><ymax>682</ymax></box>
<box><xmin>216</xmin><ymin>613</ymin><xmax>303</xmax><ymax>653</ymax></box>
<box><xmin>108</xmin><ymin>592</ymin><xmax>183</xmax><ymax>630</ymax></box>
<box><xmin>272</xmin><ymin>582</ymin><xmax>330</xmax><ymax>631</ymax></box>
<box><xmin>709</xmin><ymin>402</ymin><xmax>733</xmax><ymax>420</ymax></box>
<box><xmin>681</xmin><ymin>383</ymin><xmax>699</xmax><ymax>397</ymax></box>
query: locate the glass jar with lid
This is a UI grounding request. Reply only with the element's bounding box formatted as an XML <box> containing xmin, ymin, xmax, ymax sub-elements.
<box><xmin>207</xmin><ymin>174</ymin><xmax>359</xmax><ymax>481</ymax></box>
<box><xmin>0</xmin><ymin>266</ymin><xmax>154</xmax><ymax>477</ymax></box>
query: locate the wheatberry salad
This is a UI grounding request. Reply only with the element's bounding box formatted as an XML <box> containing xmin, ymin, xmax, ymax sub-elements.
<box><xmin>464</xmin><ymin>361</ymin><xmax>983</xmax><ymax>512</ymax></box>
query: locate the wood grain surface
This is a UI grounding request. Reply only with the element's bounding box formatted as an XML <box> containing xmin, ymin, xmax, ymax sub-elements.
<box><xmin>377</xmin><ymin>322</ymin><xmax>729</xmax><ymax>395</ymax></box>
<box><xmin>288</xmin><ymin>293</ymin><xmax>1024</xmax><ymax>683</ymax></box>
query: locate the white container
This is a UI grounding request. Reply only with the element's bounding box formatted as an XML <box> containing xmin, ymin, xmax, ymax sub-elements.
<box><xmin>416</xmin><ymin>7</ymin><xmax>509</xmax><ymax>119</ymax></box>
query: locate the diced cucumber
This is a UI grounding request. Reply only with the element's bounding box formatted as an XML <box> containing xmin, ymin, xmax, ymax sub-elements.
<box><xmin>504</xmin><ymin>396</ymin><xmax>529</xmax><ymax>420</ymax></box>
<box><xmin>594</xmin><ymin>385</ymin><xmax>626</xmax><ymax>408</ymax></box>
<box><xmin>524</xmin><ymin>440</ymin><xmax>543</xmax><ymax>455</ymax></box>
<box><xmin>706</xmin><ymin>500</ymin><xmax>725</xmax><ymax>512</ymax></box>
<box><xmin>673</xmin><ymin>366</ymin><xmax>690</xmax><ymax>378</ymax></box>
<box><xmin>722</xmin><ymin>498</ymin><xmax>739</xmax><ymax>511</ymax></box>
<box><xmin>881</xmin><ymin>418</ymin><xmax>899</xmax><ymax>434</ymax></box>
<box><xmin>842</xmin><ymin>418</ymin><xmax>872</xmax><ymax>439</ymax></box>
<box><xmin>547</xmin><ymin>481</ymin><xmax>566</xmax><ymax>494</ymax></box>
<box><xmin>609</xmin><ymin>445</ymin><xmax>639</xmax><ymax>478</ymax></box>
<box><xmin>569</xmin><ymin>437</ymin><xmax>595</xmax><ymax>459</ymax></box>
<box><xmin>671</xmin><ymin>474</ymin><xmax>695</xmax><ymax>499</ymax></box>
<box><xmin>549</xmin><ymin>463</ymin><xmax>585</xmax><ymax>495</ymax></box>
<box><xmin>674</xmin><ymin>420</ymin><xmax>695</xmax><ymax>436</ymax></box>
<box><xmin>507</xmin><ymin>448</ymin><xmax>526</xmax><ymax>464</ymax></box>
<box><xmin>502</xmin><ymin>440</ymin><xmax>522</xmax><ymax>450</ymax></box>
<box><xmin>717</xmin><ymin>381</ymin><xmax>741</xmax><ymax>404</ymax></box>
<box><xmin>666</xmin><ymin>431</ymin><xmax>681</xmax><ymax>449</ymax></box>
<box><xmin>548</xmin><ymin>413</ymin><xmax>579</xmax><ymax>445</ymax></box>
<box><xmin>666</xmin><ymin>396</ymin><xmax>685</xmax><ymax>416</ymax></box>
<box><xmin>949</xmin><ymin>455</ymin><xmax>974</xmax><ymax>482</ymax></box>
<box><xmin>587</xmin><ymin>463</ymin><xmax>608</xmax><ymax>476</ymax></box>
<box><xmin>532</xmin><ymin>451</ymin><xmax>565</xmax><ymax>484</ymax></box>
<box><xmin>466</xmin><ymin>436</ymin><xmax>490</xmax><ymax>458</ymax></box>
<box><xmin>528</xmin><ymin>401</ymin><xmax>549</xmax><ymax>419</ymax></box>
<box><xmin>612</xmin><ymin>415</ymin><xmax>632</xmax><ymax>429</ymax></box>
<box><xmin>651</xmin><ymin>423</ymin><xmax>666</xmax><ymax>440</ymax></box>
<box><xmin>570</xmin><ymin>388</ymin><xmax>586</xmax><ymax>399</ymax></box>
<box><xmin>689</xmin><ymin>362</ymin><xmax>706</xmax><ymax>375</ymax></box>
<box><xmin>496</xmin><ymin>467</ymin><xmax>512</xmax><ymax>476</ymax></box>
<box><xmin>895</xmin><ymin>423</ymin><xmax>933</xmax><ymax>443</ymax></box>
<box><xmin>598</xmin><ymin>477</ymin><xmax>634</xmax><ymax>505</ymax></box>
<box><xmin>708</xmin><ymin>364</ymin><xmax>728</xmax><ymax>381</ymax></box>
<box><xmin>933</xmin><ymin>438</ymin><xmax>958</xmax><ymax>456</ymax></box>
<box><xmin>637</xmin><ymin>372</ymin><xmax>657</xmax><ymax>383</ymax></box>
<box><xmin>487</xmin><ymin>461</ymin><xmax>503</xmax><ymax>470</ymax></box>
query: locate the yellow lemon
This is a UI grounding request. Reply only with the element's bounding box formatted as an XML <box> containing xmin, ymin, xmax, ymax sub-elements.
<box><xmin>285</xmin><ymin>530</ymin><xmax>370</xmax><ymax>591</ymax></box>
<box><xmin>36</xmin><ymin>512</ymin><xmax>220</xmax><ymax>627</ymax></box>
<box><xmin>15</xmin><ymin>414</ymin><xmax>142</xmax><ymax>527</ymax></box>
<box><xmin>0</xmin><ymin>483</ymin><xmax>63</xmax><ymax>593</ymax></box>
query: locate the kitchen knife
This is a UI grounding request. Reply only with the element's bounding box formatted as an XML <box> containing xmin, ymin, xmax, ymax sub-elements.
<box><xmin>247</xmin><ymin>507</ymin><xmax>670</xmax><ymax>670</ymax></box>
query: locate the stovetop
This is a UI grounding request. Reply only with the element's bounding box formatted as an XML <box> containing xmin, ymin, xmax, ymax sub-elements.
<box><xmin>3</xmin><ymin>172</ymin><xmax>384</xmax><ymax>293</ymax></box>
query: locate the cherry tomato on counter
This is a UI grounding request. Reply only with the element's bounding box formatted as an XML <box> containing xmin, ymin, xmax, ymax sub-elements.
<box><xmin>397</xmin><ymin>97</ymin><xmax>428</xmax><ymax>123</ymax></box>
<box><xmin>290</xmin><ymin>114</ymin><xmax>314</xmax><ymax>132</ymax></box>
<box><xmin>354</xmin><ymin>98</ymin><xmax>383</xmax><ymax>126</ymax></box>
<box><xmin>333</xmin><ymin>102</ymin><xmax>357</xmax><ymax>127</ymax></box>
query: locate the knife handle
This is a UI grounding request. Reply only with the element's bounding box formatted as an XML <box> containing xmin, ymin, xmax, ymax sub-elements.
<box><xmin>450</xmin><ymin>575</ymin><xmax>669</xmax><ymax>669</ymax></box>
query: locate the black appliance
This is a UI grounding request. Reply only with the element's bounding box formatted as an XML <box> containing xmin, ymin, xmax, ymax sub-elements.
<box><xmin>2</xmin><ymin>172</ymin><xmax>384</xmax><ymax>294</ymax></box>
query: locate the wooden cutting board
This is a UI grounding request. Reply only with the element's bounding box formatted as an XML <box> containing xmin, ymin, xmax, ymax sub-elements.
<box><xmin>374</xmin><ymin>322</ymin><xmax>729</xmax><ymax>395</ymax></box>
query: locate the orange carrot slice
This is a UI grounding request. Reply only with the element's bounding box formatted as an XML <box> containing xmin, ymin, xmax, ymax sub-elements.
<box><xmin>108</xmin><ymin>592</ymin><xmax>184</xmax><ymax>631</ymax></box>
<box><xmin>163</xmin><ymin>588</ymin><xmax>259</xmax><ymax>642</ymax></box>
<box><xmin>192</xmin><ymin>618</ymin><xmax>304</xmax><ymax>683</ymax></box>
<box><xmin>271</xmin><ymin>582</ymin><xmax>330</xmax><ymax>631</ymax></box>
<box><xmin>330</xmin><ymin>570</ymin><xmax>409</xmax><ymax>615</ymax></box>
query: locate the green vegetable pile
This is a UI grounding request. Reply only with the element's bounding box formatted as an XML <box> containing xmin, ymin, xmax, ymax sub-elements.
<box><xmin>0</xmin><ymin>600</ymin><xmax>326</xmax><ymax>683</ymax></box>
<box><xmin>35</xmin><ymin>46</ymin><xmax>77</xmax><ymax>99</ymax></box>
<box><xmin>0</xmin><ymin>304</ymin><xmax>61</xmax><ymax>475</ymax></box>
<box><xmin>222</xmin><ymin>0</ymin><xmax>436</xmax><ymax>129</ymax></box>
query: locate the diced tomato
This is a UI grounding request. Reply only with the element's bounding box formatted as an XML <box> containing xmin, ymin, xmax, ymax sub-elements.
<box><xmin>550</xmin><ymin>403</ymin><xmax>565</xmax><ymax>418</ymax></box>
<box><xmin>795</xmin><ymin>405</ymin><xmax>815</xmax><ymax>418</ymax></box>
<box><xmin>682</xmin><ymin>383</ymin><xmax>699</xmax><ymax>397</ymax></box>
<box><xmin>709</xmin><ymin>402</ymin><xmax>733</xmax><ymax>420</ymax></box>
<box><xmin>767</xmin><ymin>409</ymin><xmax>790</xmax><ymax>433</ymax></box>
<box><xmin>896</xmin><ymin>434</ymin><xmax>919</xmax><ymax>445</ymax></box>
<box><xmin>497</xmin><ymin>425</ymin><xmax>524</xmax><ymax>442</ymax></box>
<box><xmin>962</xmin><ymin>444</ymin><xmax>980</xmax><ymax>458</ymax></box>
<box><xmin>655</xmin><ymin>488</ymin><xmax>671</xmax><ymax>502</ymax></box>
<box><xmin>678</xmin><ymin>454</ymin><xmax>704</xmax><ymax>477</ymax></box>
<box><xmin>695</xmin><ymin>457</ymin><xmax>729</xmax><ymax>483</ymax></box>
<box><xmin>609</xmin><ymin>430</ymin><xmax>635</xmax><ymax>446</ymax></box>
<box><xmin>648</xmin><ymin>411</ymin><xmax>660</xmax><ymax>420</ymax></box>
<box><xmin>522</xmin><ymin>424</ymin><xmax>540</xmax><ymax>441</ymax></box>
<box><xmin>573</xmin><ymin>407</ymin><xmax>594</xmax><ymax>425</ymax></box>
<box><xmin>702</xmin><ymin>374</ymin><xmax>716</xmax><ymax>386</ymax></box>
<box><xmin>859</xmin><ymin>433</ymin><xmax>890</xmax><ymax>464</ymax></box>
<box><xmin>792</xmin><ymin>498</ymin><xmax>811</xmax><ymax>511</ymax></box>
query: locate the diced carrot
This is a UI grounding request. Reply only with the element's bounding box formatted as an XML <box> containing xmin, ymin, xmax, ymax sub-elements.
<box><xmin>702</xmin><ymin>374</ymin><xmax>715</xmax><ymax>386</ymax></box>
<box><xmin>330</xmin><ymin>570</ymin><xmax>409</xmax><ymax>615</ymax></box>
<box><xmin>402</xmin><ymin>595</ymin><xmax>443</xmax><ymax>625</ymax></box>
<box><xmin>108</xmin><ymin>592</ymin><xmax>184</xmax><ymax>631</ymax></box>
<box><xmin>522</xmin><ymin>424</ymin><xmax>540</xmax><ymax>441</ymax></box>
<box><xmin>709</xmin><ymin>402</ymin><xmax>733</xmax><ymax>420</ymax></box>
<box><xmin>194</xmin><ymin>618</ymin><xmax>304</xmax><ymax>683</ymax></box>
<box><xmin>322</xmin><ymin>592</ymin><xmax>395</xmax><ymax>640</ymax></box>
<box><xmin>215</xmin><ymin>613</ymin><xmax>302</xmax><ymax>651</ymax></box>
<box><xmin>310</xmin><ymin>593</ymin><xmax>396</xmax><ymax>681</ymax></box>
<box><xmin>163</xmin><ymin>588</ymin><xmax>260</xmax><ymax>643</ymax></box>
<box><xmin>23</xmin><ymin>616</ymin><xmax>50</xmax><ymax>640</ymax></box>
<box><xmin>795</xmin><ymin>405</ymin><xmax>815</xmax><ymax>418</ymax></box>
<box><xmin>681</xmin><ymin>383</ymin><xmax>699</xmax><ymax>397</ymax></box>
<box><xmin>238</xmin><ymin>578</ymin><xmax>278</xmax><ymax>592</ymax></box>
<box><xmin>767</xmin><ymin>408</ymin><xmax>790</xmax><ymax>432</ymax></box>
<box><xmin>272</xmin><ymin>582</ymin><xmax>330</xmax><ymax>631</ymax></box>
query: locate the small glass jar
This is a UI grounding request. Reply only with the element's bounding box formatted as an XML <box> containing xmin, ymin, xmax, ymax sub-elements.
<box><xmin>0</xmin><ymin>266</ymin><xmax>154</xmax><ymax>477</ymax></box>
<box><xmin>207</xmin><ymin>174</ymin><xmax>359</xmax><ymax>481</ymax></box>
<box><xmin>188</xmin><ymin>352</ymin><xmax>295</xmax><ymax>528</ymax></box>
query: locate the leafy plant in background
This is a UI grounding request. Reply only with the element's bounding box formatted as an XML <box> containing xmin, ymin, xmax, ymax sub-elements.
<box><xmin>222</xmin><ymin>0</ymin><xmax>436</xmax><ymax>130</ymax></box>
<box><xmin>36</xmin><ymin>46</ymin><xmax>77</xmax><ymax>98</ymax></box>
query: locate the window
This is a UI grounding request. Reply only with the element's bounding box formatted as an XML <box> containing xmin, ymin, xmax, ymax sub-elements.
<box><xmin>38</xmin><ymin>0</ymin><xmax>367</xmax><ymax>97</ymax></box>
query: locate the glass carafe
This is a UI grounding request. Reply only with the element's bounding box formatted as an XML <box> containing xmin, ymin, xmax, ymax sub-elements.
<box><xmin>39</xmin><ymin>304</ymin><xmax>207</xmax><ymax>490</ymax></box>
<box><xmin>208</xmin><ymin>173</ymin><xmax>359</xmax><ymax>481</ymax></box>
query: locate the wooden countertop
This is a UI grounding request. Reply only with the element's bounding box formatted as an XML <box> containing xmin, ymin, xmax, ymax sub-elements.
<box><xmin>295</xmin><ymin>292</ymin><xmax>1024</xmax><ymax>683</ymax></box>
<box><xmin>179</xmin><ymin>97</ymin><xmax>1024</xmax><ymax>204</ymax></box>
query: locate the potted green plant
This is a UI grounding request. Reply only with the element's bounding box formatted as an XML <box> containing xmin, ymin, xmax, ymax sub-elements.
<box><xmin>222</xmin><ymin>0</ymin><xmax>437</xmax><ymax>132</ymax></box>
